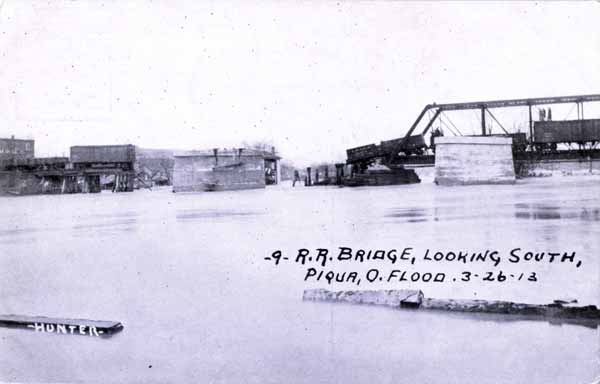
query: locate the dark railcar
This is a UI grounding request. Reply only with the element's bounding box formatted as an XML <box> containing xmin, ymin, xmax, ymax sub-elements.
<box><xmin>70</xmin><ymin>145</ymin><xmax>136</xmax><ymax>164</ymax></box>
<box><xmin>346</xmin><ymin>144</ymin><xmax>379</xmax><ymax>163</ymax></box>
<box><xmin>346</xmin><ymin>134</ymin><xmax>427</xmax><ymax>163</ymax></box>
<box><xmin>380</xmin><ymin>134</ymin><xmax>427</xmax><ymax>155</ymax></box>
<box><xmin>533</xmin><ymin>119</ymin><xmax>600</xmax><ymax>145</ymax></box>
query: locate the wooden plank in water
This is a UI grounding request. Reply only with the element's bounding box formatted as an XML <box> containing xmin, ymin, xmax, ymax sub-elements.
<box><xmin>0</xmin><ymin>314</ymin><xmax>123</xmax><ymax>337</ymax></box>
<box><xmin>303</xmin><ymin>288</ymin><xmax>424</xmax><ymax>308</ymax></box>
<box><xmin>303</xmin><ymin>289</ymin><xmax>600</xmax><ymax>326</ymax></box>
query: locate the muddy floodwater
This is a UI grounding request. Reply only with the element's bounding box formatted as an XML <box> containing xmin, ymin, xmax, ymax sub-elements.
<box><xmin>1</xmin><ymin>175</ymin><xmax>599</xmax><ymax>383</ymax></box>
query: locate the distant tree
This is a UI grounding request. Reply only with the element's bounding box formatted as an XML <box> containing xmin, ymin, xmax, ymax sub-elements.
<box><xmin>241</xmin><ymin>140</ymin><xmax>277</xmax><ymax>155</ymax></box>
<box><xmin>159</xmin><ymin>158</ymin><xmax>174</xmax><ymax>185</ymax></box>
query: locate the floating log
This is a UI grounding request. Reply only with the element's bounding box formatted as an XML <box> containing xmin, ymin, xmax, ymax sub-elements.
<box><xmin>0</xmin><ymin>314</ymin><xmax>123</xmax><ymax>338</ymax></box>
<box><xmin>303</xmin><ymin>289</ymin><xmax>423</xmax><ymax>308</ymax></box>
<box><xmin>303</xmin><ymin>289</ymin><xmax>600</xmax><ymax>327</ymax></box>
<box><xmin>421</xmin><ymin>298</ymin><xmax>600</xmax><ymax>319</ymax></box>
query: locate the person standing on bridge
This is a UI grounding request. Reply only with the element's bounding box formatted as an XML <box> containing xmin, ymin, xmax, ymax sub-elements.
<box><xmin>293</xmin><ymin>170</ymin><xmax>301</xmax><ymax>187</ymax></box>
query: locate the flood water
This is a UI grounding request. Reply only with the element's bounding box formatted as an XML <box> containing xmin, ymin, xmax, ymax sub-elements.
<box><xmin>1</xmin><ymin>175</ymin><xmax>599</xmax><ymax>383</ymax></box>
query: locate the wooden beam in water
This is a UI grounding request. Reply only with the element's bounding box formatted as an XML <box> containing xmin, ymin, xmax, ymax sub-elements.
<box><xmin>0</xmin><ymin>314</ymin><xmax>123</xmax><ymax>337</ymax></box>
<box><xmin>303</xmin><ymin>289</ymin><xmax>600</xmax><ymax>328</ymax></box>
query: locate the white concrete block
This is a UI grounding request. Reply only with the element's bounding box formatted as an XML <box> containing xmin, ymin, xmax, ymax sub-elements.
<box><xmin>434</xmin><ymin>136</ymin><xmax>516</xmax><ymax>186</ymax></box>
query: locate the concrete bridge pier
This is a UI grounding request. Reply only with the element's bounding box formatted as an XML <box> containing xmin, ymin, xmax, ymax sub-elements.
<box><xmin>434</xmin><ymin>136</ymin><xmax>516</xmax><ymax>186</ymax></box>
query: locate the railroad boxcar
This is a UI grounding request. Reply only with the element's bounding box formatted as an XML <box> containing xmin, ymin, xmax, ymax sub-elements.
<box><xmin>70</xmin><ymin>145</ymin><xmax>136</xmax><ymax>164</ymax></box>
<box><xmin>533</xmin><ymin>119</ymin><xmax>600</xmax><ymax>149</ymax></box>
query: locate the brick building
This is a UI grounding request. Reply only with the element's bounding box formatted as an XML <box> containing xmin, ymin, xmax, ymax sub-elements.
<box><xmin>0</xmin><ymin>137</ymin><xmax>34</xmax><ymax>162</ymax></box>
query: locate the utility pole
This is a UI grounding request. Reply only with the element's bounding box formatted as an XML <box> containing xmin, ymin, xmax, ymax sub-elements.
<box><xmin>481</xmin><ymin>107</ymin><xmax>487</xmax><ymax>136</ymax></box>
<box><xmin>528</xmin><ymin>104</ymin><xmax>533</xmax><ymax>141</ymax></box>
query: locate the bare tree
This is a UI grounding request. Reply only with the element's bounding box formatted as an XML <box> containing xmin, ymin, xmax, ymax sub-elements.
<box><xmin>241</xmin><ymin>140</ymin><xmax>277</xmax><ymax>154</ymax></box>
<box><xmin>159</xmin><ymin>158</ymin><xmax>174</xmax><ymax>185</ymax></box>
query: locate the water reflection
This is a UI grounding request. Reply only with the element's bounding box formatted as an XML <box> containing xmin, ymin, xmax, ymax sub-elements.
<box><xmin>515</xmin><ymin>203</ymin><xmax>600</xmax><ymax>221</ymax></box>
<box><xmin>386</xmin><ymin>206</ymin><xmax>490</xmax><ymax>222</ymax></box>
<box><xmin>176</xmin><ymin>209</ymin><xmax>261</xmax><ymax>221</ymax></box>
<box><xmin>385</xmin><ymin>208</ymin><xmax>428</xmax><ymax>223</ymax></box>
<box><xmin>388</xmin><ymin>204</ymin><xmax>600</xmax><ymax>223</ymax></box>
<box><xmin>90</xmin><ymin>211</ymin><xmax>138</xmax><ymax>219</ymax></box>
<box><xmin>0</xmin><ymin>217</ymin><xmax>140</xmax><ymax>240</ymax></box>
<box><xmin>72</xmin><ymin>219</ymin><xmax>138</xmax><ymax>230</ymax></box>
<box><xmin>0</xmin><ymin>227</ymin><xmax>43</xmax><ymax>237</ymax></box>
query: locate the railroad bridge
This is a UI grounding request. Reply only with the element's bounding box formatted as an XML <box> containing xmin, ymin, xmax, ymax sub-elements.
<box><xmin>346</xmin><ymin>93</ymin><xmax>600</xmax><ymax>169</ymax></box>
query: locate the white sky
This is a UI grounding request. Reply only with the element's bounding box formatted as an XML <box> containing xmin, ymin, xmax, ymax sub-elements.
<box><xmin>1</xmin><ymin>1</ymin><xmax>599</xmax><ymax>164</ymax></box>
